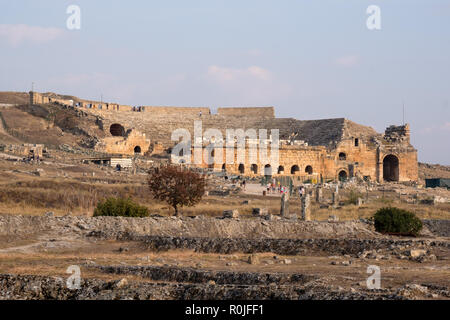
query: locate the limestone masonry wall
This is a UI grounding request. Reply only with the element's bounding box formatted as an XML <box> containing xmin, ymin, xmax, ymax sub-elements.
<box><xmin>217</xmin><ymin>107</ymin><xmax>274</xmax><ymax>118</ymax></box>
<box><xmin>28</xmin><ymin>91</ymin><xmax>418</xmax><ymax>182</ymax></box>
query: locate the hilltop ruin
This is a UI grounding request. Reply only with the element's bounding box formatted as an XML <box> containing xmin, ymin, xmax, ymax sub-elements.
<box><xmin>26</xmin><ymin>91</ymin><xmax>419</xmax><ymax>183</ymax></box>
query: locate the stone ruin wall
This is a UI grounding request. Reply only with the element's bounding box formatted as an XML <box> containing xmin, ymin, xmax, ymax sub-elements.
<box><xmin>180</xmin><ymin>137</ymin><xmax>417</xmax><ymax>183</ymax></box>
<box><xmin>29</xmin><ymin>91</ymin><xmax>418</xmax><ymax>182</ymax></box>
<box><xmin>90</xmin><ymin>109</ymin><xmax>418</xmax><ymax>182</ymax></box>
<box><xmin>217</xmin><ymin>107</ymin><xmax>274</xmax><ymax>118</ymax></box>
<box><xmin>94</xmin><ymin>130</ymin><xmax>151</xmax><ymax>155</ymax></box>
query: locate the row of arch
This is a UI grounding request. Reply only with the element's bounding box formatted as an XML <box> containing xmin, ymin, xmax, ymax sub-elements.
<box><xmin>221</xmin><ymin>154</ymin><xmax>399</xmax><ymax>181</ymax></box>
<box><xmin>223</xmin><ymin>164</ymin><xmax>314</xmax><ymax>176</ymax></box>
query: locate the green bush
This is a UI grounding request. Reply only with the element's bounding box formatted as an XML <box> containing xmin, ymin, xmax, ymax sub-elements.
<box><xmin>93</xmin><ymin>197</ymin><xmax>149</xmax><ymax>217</ymax></box>
<box><xmin>373</xmin><ymin>207</ymin><xmax>423</xmax><ymax>236</ymax></box>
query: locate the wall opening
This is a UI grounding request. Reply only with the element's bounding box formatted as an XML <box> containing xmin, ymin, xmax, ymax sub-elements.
<box><xmin>278</xmin><ymin>166</ymin><xmax>284</xmax><ymax>174</ymax></box>
<box><xmin>305</xmin><ymin>165</ymin><xmax>313</xmax><ymax>174</ymax></box>
<box><xmin>354</xmin><ymin>138</ymin><xmax>359</xmax><ymax>147</ymax></box>
<box><xmin>339</xmin><ymin>152</ymin><xmax>346</xmax><ymax>160</ymax></box>
<box><xmin>238</xmin><ymin>163</ymin><xmax>245</xmax><ymax>174</ymax></box>
<box><xmin>251</xmin><ymin>164</ymin><xmax>258</xmax><ymax>174</ymax></box>
<box><xmin>383</xmin><ymin>154</ymin><xmax>399</xmax><ymax>182</ymax></box>
<box><xmin>222</xmin><ymin>164</ymin><xmax>226</xmax><ymax>172</ymax></box>
<box><xmin>134</xmin><ymin>146</ymin><xmax>141</xmax><ymax>154</ymax></box>
<box><xmin>110</xmin><ymin>123</ymin><xmax>125</xmax><ymax>137</ymax></box>
<box><xmin>338</xmin><ymin>170</ymin><xmax>348</xmax><ymax>181</ymax></box>
<box><xmin>291</xmin><ymin>165</ymin><xmax>299</xmax><ymax>175</ymax></box>
<box><xmin>264</xmin><ymin>164</ymin><xmax>272</xmax><ymax>176</ymax></box>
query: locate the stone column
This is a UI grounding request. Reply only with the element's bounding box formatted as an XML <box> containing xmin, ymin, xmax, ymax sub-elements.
<box><xmin>315</xmin><ymin>187</ymin><xmax>323</xmax><ymax>203</ymax></box>
<box><xmin>332</xmin><ymin>191</ymin><xmax>339</xmax><ymax>206</ymax></box>
<box><xmin>280</xmin><ymin>192</ymin><xmax>289</xmax><ymax>218</ymax></box>
<box><xmin>357</xmin><ymin>197</ymin><xmax>363</xmax><ymax>206</ymax></box>
<box><xmin>301</xmin><ymin>194</ymin><xmax>311</xmax><ymax>221</ymax></box>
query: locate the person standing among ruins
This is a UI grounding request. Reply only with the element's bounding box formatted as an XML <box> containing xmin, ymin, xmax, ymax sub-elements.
<box><xmin>298</xmin><ymin>185</ymin><xmax>304</xmax><ymax>198</ymax></box>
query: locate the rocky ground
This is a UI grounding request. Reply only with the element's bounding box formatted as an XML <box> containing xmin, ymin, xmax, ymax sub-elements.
<box><xmin>0</xmin><ymin>215</ymin><xmax>448</xmax><ymax>300</ymax></box>
<box><xmin>0</xmin><ymin>123</ymin><xmax>448</xmax><ymax>300</ymax></box>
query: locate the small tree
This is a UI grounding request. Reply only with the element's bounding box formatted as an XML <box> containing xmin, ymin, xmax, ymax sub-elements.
<box><xmin>148</xmin><ymin>165</ymin><xmax>206</xmax><ymax>216</ymax></box>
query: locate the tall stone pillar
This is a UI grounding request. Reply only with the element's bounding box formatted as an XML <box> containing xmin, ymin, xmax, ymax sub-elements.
<box><xmin>332</xmin><ymin>191</ymin><xmax>339</xmax><ymax>206</ymax></box>
<box><xmin>280</xmin><ymin>192</ymin><xmax>289</xmax><ymax>218</ymax></box>
<box><xmin>301</xmin><ymin>194</ymin><xmax>311</xmax><ymax>221</ymax></box>
<box><xmin>315</xmin><ymin>187</ymin><xmax>323</xmax><ymax>203</ymax></box>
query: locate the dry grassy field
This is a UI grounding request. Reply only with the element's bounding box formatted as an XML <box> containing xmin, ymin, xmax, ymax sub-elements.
<box><xmin>0</xmin><ymin>150</ymin><xmax>449</xmax><ymax>299</ymax></box>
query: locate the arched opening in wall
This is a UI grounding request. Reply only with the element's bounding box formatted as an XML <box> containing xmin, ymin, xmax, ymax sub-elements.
<box><xmin>264</xmin><ymin>164</ymin><xmax>272</xmax><ymax>176</ymax></box>
<box><xmin>110</xmin><ymin>123</ymin><xmax>125</xmax><ymax>137</ymax></box>
<box><xmin>291</xmin><ymin>165</ymin><xmax>299</xmax><ymax>175</ymax></box>
<box><xmin>251</xmin><ymin>164</ymin><xmax>258</xmax><ymax>174</ymax></box>
<box><xmin>305</xmin><ymin>165</ymin><xmax>313</xmax><ymax>174</ymax></box>
<box><xmin>278</xmin><ymin>166</ymin><xmax>285</xmax><ymax>174</ymax></box>
<box><xmin>134</xmin><ymin>146</ymin><xmax>141</xmax><ymax>154</ymax></box>
<box><xmin>339</xmin><ymin>152</ymin><xmax>346</xmax><ymax>161</ymax></box>
<box><xmin>383</xmin><ymin>154</ymin><xmax>399</xmax><ymax>182</ymax></box>
<box><xmin>222</xmin><ymin>164</ymin><xmax>226</xmax><ymax>172</ymax></box>
<box><xmin>238</xmin><ymin>163</ymin><xmax>245</xmax><ymax>174</ymax></box>
<box><xmin>338</xmin><ymin>170</ymin><xmax>348</xmax><ymax>181</ymax></box>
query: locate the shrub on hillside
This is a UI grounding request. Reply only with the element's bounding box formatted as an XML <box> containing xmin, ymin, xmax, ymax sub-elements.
<box><xmin>93</xmin><ymin>197</ymin><xmax>149</xmax><ymax>217</ymax></box>
<box><xmin>373</xmin><ymin>207</ymin><xmax>422</xmax><ymax>236</ymax></box>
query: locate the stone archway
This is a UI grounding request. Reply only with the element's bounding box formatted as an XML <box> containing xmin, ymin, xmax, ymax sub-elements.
<box><xmin>110</xmin><ymin>123</ymin><xmax>125</xmax><ymax>137</ymax></box>
<box><xmin>305</xmin><ymin>165</ymin><xmax>313</xmax><ymax>174</ymax></box>
<box><xmin>134</xmin><ymin>146</ymin><xmax>142</xmax><ymax>154</ymax></box>
<box><xmin>291</xmin><ymin>165</ymin><xmax>299</xmax><ymax>175</ymax></box>
<box><xmin>238</xmin><ymin>163</ymin><xmax>245</xmax><ymax>174</ymax></box>
<box><xmin>383</xmin><ymin>154</ymin><xmax>399</xmax><ymax>182</ymax></box>
<box><xmin>338</xmin><ymin>170</ymin><xmax>348</xmax><ymax>181</ymax></box>
<box><xmin>251</xmin><ymin>164</ymin><xmax>258</xmax><ymax>174</ymax></box>
<box><xmin>278</xmin><ymin>165</ymin><xmax>285</xmax><ymax>174</ymax></box>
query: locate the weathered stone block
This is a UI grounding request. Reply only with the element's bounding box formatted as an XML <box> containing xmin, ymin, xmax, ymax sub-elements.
<box><xmin>223</xmin><ymin>210</ymin><xmax>239</xmax><ymax>219</ymax></box>
<box><xmin>252</xmin><ymin>208</ymin><xmax>268</xmax><ymax>217</ymax></box>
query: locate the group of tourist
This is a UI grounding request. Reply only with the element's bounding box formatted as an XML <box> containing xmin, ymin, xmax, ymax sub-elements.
<box><xmin>265</xmin><ymin>182</ymin><xmax>290</xmax><ymax>195</ymax></box>
<box><xmin>264</xmin><ymin>182</ymin><xmax>306</xmax><ymax>198</ymax></box>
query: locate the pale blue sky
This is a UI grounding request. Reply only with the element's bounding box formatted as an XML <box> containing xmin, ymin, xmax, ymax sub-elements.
<box><xmin>1</xmin><ymin>1</ymin><xmax>449</xmax><ymax>164</ymax></box>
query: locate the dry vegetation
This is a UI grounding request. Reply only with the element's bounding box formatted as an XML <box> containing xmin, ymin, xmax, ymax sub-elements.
<box><xmin>0</xmin><ymin>165</ymin><xmax>449</xmax><ymax>220</ymax></box>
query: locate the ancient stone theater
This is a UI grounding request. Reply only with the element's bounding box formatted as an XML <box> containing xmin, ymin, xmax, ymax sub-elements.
<box><xmin>29</xmin><ymin>91</ymin><xmax>419</xmax><ymax>183</ymax></box>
